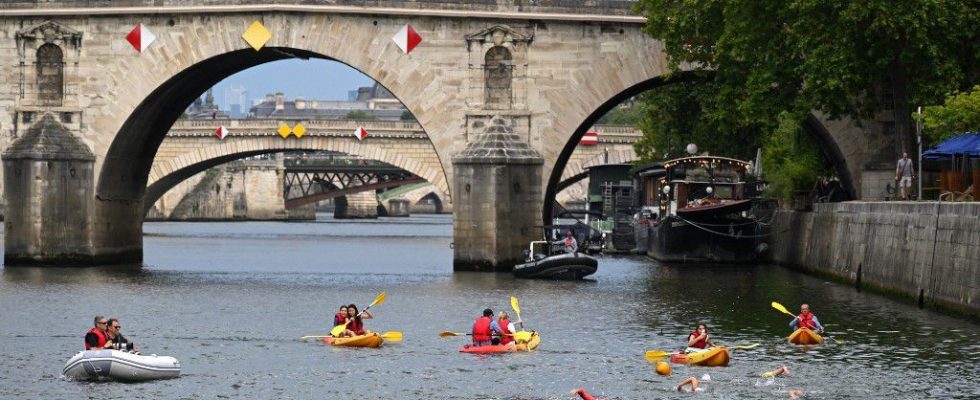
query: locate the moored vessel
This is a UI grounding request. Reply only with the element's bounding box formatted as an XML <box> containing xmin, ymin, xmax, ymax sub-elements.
<box><xmin>63</xmin><ymin>350</ymin><xmax>180</xmax><ymax>382</ymax></box>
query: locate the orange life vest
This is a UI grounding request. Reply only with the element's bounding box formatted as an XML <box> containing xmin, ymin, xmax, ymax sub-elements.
<box><xmin>498</xmin><ymin>318</ymin><xmax>513</xmax><ymax>345</ymax></box>
<box><xmin>689</xmin><ymin>330</ymin><xmax>708</xmax><ymax>349</ymax></box>
<box><xmin>797</xmin><ymin>312</ymin><xmax>816</xmax><ymax>330</ymax></box>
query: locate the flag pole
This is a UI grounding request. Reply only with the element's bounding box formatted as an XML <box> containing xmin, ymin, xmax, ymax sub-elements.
<box><xmin>916</xmin><ymin>106</ymin><xmax>923</xmax><ymax>201</ymax></box>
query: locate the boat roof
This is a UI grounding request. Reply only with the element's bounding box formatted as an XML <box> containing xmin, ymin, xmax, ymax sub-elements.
<box><xmin>663</xmin><ymin>156</ymin><xmax>751</xmax><ymax>169</ymax></box>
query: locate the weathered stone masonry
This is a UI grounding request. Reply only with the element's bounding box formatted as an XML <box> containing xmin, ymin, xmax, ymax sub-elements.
<box><xmin>772</xmin><ymin>202</ymin><xmax>980</xmax><ymax>319</ymax></box>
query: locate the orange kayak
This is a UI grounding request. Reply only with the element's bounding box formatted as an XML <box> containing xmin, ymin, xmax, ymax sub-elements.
<box><xmin>788</xmin><ymin>328</ymin><xmax>823</xmax><ymax>345</ymax></box>
<box><xmin>669</xmin><ymin>347</ymin><xmax>730</xmax><ymax>367</ymax></box>
<box><xmin>323</xmin><ymin>333</ymin><xmax>384</xmax><ymax>348</ymax></box>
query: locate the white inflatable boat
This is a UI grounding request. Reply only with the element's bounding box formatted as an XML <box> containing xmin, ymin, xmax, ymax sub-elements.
<box><xmin>63</xmin><ymin>350</ymin><xmax>180</xmax><ymax>381</ymax></box>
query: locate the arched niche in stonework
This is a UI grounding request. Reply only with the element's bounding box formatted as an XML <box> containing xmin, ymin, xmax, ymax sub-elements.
<box><xmin>464</xmin><ymin>25</ymin><xmax>533</xmax><ymax>142</ymax></box>
<box><xmin>15</xmin><ymin>21</ymin><xmax>82</xmax><ymax>109</ymax></box>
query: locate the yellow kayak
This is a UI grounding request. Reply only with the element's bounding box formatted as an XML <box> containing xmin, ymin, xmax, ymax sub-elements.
<box><xmin>323</xmin><ymin>333</ymin><xmax>384</xmax><ymax>348</ymax></box>
<box><xmin>516</xmin><ymin>332</ymin><xmax>541</xmax><ymax>351</ymax></box>
<box><xmin>670</xmin><ymin>347</ymin><xmax>730</xmax><ymax>367</ymax></box>
<box><xmin>788</xmin><ymin>328</ymin><xmax>823</xmax><ymax>345</ymax></box>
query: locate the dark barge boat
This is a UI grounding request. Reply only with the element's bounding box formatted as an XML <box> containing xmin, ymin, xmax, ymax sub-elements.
<box><xmin>645</xmin><ymin>156</ymin><xmax>766</xmax><ymax>264</ymax></box>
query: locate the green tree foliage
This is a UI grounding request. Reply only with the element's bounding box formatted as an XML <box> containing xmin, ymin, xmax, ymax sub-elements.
<box><xmin>920</xmin><ymin>85</ymin><xmax>980</xmax><ymax>142</ymax></box>
<box><xmin>597</xmin><ymin>103</ymin><xmax>644</xmax><ymax>125</ymax></box>
<box><xmin>400</xmin><ymin>110</ymin><xmax>417</xmax><ymax>121</ymax></box>
<box><xmin>763</xmin><ymin>112</ymin><xmax>831</xmax><ymax>199</ymax></box>
<box><xmin>632</xmin><ymin>79</ymin><xmax>766</xmax><ymax>162</ymax></box>
<box><xmin>345</xmin><ymin>110</ymin><xmax>376</xmax><ymax>121</ymax></box>
<box><xmin>631</xmin><ymin>0</ymin><xmax>979</xmax><ymax>198</ymax></box>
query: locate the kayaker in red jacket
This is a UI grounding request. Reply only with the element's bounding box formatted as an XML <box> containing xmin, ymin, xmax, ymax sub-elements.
<box><xmin>788</xmin><ymin>304</ymin><xmax>824</xmax><ymax>334</ymax></box>
<box><xmin>571</xmin><ymin>388</ymin><xmax>605</xmax><ymax>400</ymax></box>
<box><xmin>84</xmin><ymin>316</ymin><xmax>113</xmax><ymax>350</ymax></box>
<box><xmin>472</xmin><ymin>308</ymin><xmax>494</xmax><ymax>346</ymax></box>
<box><xmin>333</xmin><ymin>305</ymin><xmax>348</xmax><ymax>327</ymax></box>
<box><xmin>492</xmin><ymin>311</ymin><xmax>522</xmax><ymax>345</ymax></box>
<box><xmin>344</xmin><ymin>304</ymin><xmax>373</xmax><ymax>337</ymax></box>
<box><xmin>687</xmin><ymin>323</ymin><xmax>715</xmax><ymax>350</ymax></box>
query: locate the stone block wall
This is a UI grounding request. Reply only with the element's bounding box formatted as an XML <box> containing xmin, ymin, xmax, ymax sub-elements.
<box><xmin>771</xmin><ymin>202</ymin><xmax>980</xmax><ymax>319</ymax></box>
<box><xmin>335</xmin><ymin>190</ymin><xmax>379</xmax><ymax>219</ymax></box>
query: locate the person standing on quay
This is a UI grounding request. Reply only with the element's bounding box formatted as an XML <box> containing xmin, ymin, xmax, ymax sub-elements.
<box><xmin>896</xmin><ymin>152</ymin><xmax>915</xmax><ymax>200</ymax></box>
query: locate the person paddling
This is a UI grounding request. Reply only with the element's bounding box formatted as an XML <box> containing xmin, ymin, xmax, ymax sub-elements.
<box><xmin>788</xmin><ymin>304</ymin><xmax>824</xmax><ymax>334</ymax></box>
<box><xmin>84</xmin><ymin>316</ymin><xmax>113</xmax><ymax>350</ymax></box>
<box><xmin>490</xmin><ymin>311</ymin><xmax>521</xmax><ymax>345</ymax></box>
<box><xmin>472</xmin><ymin>308</ymin><xmax>494</xmax><ymax>346</ymax></box>
<box><xmin>344</xmin><ymin>304</ymin><xmax>373</xmax><ymax>337</ymax></box>
<box><xmin>333</xmin><ymin>305</ymin><xmax>348</xmax><ymax>328</ymax></box>
<box><xmin>686</xmin><ymin>323</ymin><xmax>715</xmax><ymax>352</ymax></box>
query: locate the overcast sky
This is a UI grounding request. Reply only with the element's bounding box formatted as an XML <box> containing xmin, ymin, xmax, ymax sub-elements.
<box><xmin>210</xmin><ymin>58</ymin><xmax>375</xmax><ymax>110</ymax></box>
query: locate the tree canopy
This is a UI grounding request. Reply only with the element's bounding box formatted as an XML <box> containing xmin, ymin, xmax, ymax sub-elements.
<box><xmin>921</xmin><ymin>85</ymin><xmax>980</xmax><ymax>143</ymax></box>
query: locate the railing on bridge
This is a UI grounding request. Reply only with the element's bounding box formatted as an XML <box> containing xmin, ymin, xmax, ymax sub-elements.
<box><xmin>0</xmin><ymin>1</ymin><xmax>640</xmax><ymax>17</ymax></box>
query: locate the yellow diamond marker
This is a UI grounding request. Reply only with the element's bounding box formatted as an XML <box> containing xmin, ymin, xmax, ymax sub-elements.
<box><xmin>277</xmin><ymin>123</ymin><xmax>292</xmax><ymax>138</ymax></box>
<box><xmin>292</xmin><ymin>123</ymin><xmax>306</xmax><ymax>138</ymax></box>
<box><xmin>242</xmin><ymin>21</ymin><xmax>272</xmax><ymax>51</ymax></box>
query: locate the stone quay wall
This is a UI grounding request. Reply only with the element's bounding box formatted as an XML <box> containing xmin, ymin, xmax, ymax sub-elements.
<box><xmin>771</xmin><ymin>202</ymin><xmax>980</xmax><ymax>319</ymax></box>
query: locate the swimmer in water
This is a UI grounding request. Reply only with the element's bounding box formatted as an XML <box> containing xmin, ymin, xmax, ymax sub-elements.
<box><xmin>570</xmin><ymin>388</ymin><xmax>604</xmax><ymax>400</ymax></box>
<box><xmin>762</xmin><ymin>365</ymin><xmax>791</xmax><ymax>378</ymax></box>
<box><xmin>676</xmin><ymin>377</ymin><xmax>701</xmax><ymax>393</ymax></box>
<box><xmin>788</xmin><ymin>389</ymin><xmax>805</xmax><ymax>399</ymax></box>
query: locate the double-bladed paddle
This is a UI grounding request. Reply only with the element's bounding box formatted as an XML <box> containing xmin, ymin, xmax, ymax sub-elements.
<box><xmin>510</xmin><ymin>296</ymin><xmax>534</xmax><ymax>344</ymax></box>
<box><xmin>329</xmin><ymin>292</ymin><xmax>386</xmax><ymax>337</ymax></box>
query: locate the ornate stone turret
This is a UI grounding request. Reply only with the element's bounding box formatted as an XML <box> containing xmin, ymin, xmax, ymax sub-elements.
<box><xmin>452</xmin><ymin>116</ymin><xmax>543</xmax><ymax>271</ymax></box>
<box><xmin>2</xmin><ymin>114</ymin><xmax>95</xmax><ymax>265</ymax></box>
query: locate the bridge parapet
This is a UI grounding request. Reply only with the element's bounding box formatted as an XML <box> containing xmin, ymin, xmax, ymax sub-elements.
<box><xmin>0</xmin><ymin>0</ymin><xmax>639</xmax><ymax>17</ymax></box>
<box><xmin>170</xmin><ymin>119</ymin><xmax>426</xmax><ymax>138</ymax></box>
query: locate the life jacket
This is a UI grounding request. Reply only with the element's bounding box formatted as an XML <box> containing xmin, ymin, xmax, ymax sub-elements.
<box><xmin>689</xmin><ymin>330</ymin><xmax>707</xmax><ymax>349</ymax></box>
<box><xmin>498</xmin><ymin>318</ymin><xmax>513</xmax><ymax>345</ymax></box>
<box><xmin>472</xmin><ymin>316</ymin><xmax>493</xmax><ymax>343</ymax></box>
<box><xmin>797</xmin><ymin>312</ymin><xmax>816</xmax><ymax>330</ymax></box>
<box><xmin>348</xmin><ymin>317</ymin><xmax>364</xmax><ymax>335</ymax></box>
<box><xmin>85</xmin><ymin>328</ymin><xmax>107</xmax><ymax>350</ymax></box>
<box><xmin>334</xmin><ymin>312</ymin><xmax>346</xmax><ymax>327</ymax></box>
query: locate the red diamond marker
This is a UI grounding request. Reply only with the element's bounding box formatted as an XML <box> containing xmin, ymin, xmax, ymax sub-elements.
<box><xmin>392</xmin><ymin>24</ymin><xmax>422</xmax><ymax>54</ymax></box>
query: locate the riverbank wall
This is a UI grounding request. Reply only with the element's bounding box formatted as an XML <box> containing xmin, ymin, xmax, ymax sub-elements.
<box><xmin>771</xmin><ymin>202</ymin><xmax>980</xmax><ymax>319</ymax></box>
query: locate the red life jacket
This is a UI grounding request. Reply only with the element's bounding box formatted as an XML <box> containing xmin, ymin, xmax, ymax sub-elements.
<box><xmin>348</xmin><ymin>317</ymin><xmax>364</xmax><ymax>335</ymax></box>
<box><xmin>498</xmin><ymin>318</ymin><xmax>513</xmax><ymax>345</ymax></box>
<box><xmin>472</xmin><ymin>316</ymin><xmax>493</xmax><ymax>343</ymax></box>
<box><xmin>85</xmin><ymin>328</ymin><xmax>107</xmax><ymax>350</ymax></box>
<box><xmin>334</xmin><ymin>312</ymin><xmax>346</xmax><ymax>326</ymax></box>
<box><xmin>797</xmin><ymin>312</ymin><xmax>816</xmax><ymax>330</ymax></box>
<box><xmin>689</xmin><ymin>330</ymin><xmax>707</xmax><ymax>349</ymax></box>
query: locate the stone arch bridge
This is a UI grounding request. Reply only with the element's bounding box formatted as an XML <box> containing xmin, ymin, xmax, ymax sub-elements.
<box><xmin>0</xmin><ymin>1</ymin><xmax>893</xmax><ymax>269</ymax></box>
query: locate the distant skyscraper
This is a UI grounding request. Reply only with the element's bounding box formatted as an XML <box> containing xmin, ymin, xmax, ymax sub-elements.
<box><xmin>348</xmin><ymin>90</ymin><xmax>358</xmax><ymax>102</ymax></box>
<box><xmin>224</xmin><ymin>84</ymin><xmax>248</xmax><ymax>118</ymax></box>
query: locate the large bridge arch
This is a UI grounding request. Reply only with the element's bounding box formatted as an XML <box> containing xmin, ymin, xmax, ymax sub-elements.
<box><xmin>145</xmin><ymin>135</ymin><xmax>449</xmax><ymax>214</ymax></box>
<box><xmin>543</xmin><ymin>72</ymin><xmax>862</xmax><ymax>224</ymax></box>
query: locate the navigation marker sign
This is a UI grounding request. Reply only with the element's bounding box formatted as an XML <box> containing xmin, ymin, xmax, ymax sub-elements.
<box><xmin>354</xmin><ymin>127</ymin><xmax>368</xmax><ymax>141</ymax></box>
<box><xmin>215</xmin><ymin>125</ymin><xmax>229</xmax><ymax>140</ymax></box>
<box><xmin>392</xmin><ymin>24</ymin><xmax>422</xmax><ymax>54</ymax></box>
<box><xmin>242</xmin><ymin>21</ymin><xmax>272</xmax><ymax>51</ymax></box>
<box><xmin>126</xmin><ymin>24</ymin><xmax>156</xmax><ymax>53</ymax></box>
<box><xmin>580</xmin><ymin>131</ymin><xmax>599</xmax><ymax>146</ymax></box>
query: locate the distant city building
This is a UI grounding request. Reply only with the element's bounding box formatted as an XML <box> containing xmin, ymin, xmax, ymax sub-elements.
<box><xmin>249</xmin><ymin>83</ymin><xmax>407</xmax><ymax>121</ymax></box>
<box><xmin>224</xmin><ymin>84</ymin><xmax>248</xmax><ymax>118</ymax></box>
<box><xmin>185</xmin><ymin>88</ymin><xmax>230</xmax><ymax>119</ymax></box>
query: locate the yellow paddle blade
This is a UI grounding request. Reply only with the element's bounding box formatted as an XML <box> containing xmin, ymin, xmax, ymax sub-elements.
<box><xmin>329</xmin><ymin>322</ymin><xmax>349</xmax><ymax>337</ymax></box>
<box><xmin>513</xmin><ymin>331</ymin><xmax>533</xmax><ymax>342</ymax></box>
<box><xmin>771</xmin><ymin>301</ymin><xmax>795</xmax><ymax>317</ymax></box>
<box><xmin>371</xmin><ymin>292</ymin><xmax>387</xmax><ymax>307</ymax></box>
<box><xmin>510</xmin><ymin>296</ymin><xmax>521</xmax><ymax>319</ymax></box>
<box><xmin>439</xmin><ymin>331</ymin><xmax>464</xmax><ymax>338</ymax></box>
<box><xmin>381</xmin><ymin>331</ymin><xmax>403</xmax><ymax>341</ymax></box>
<box><xmin>730</xmin><ymin>343</ymin><xmax>760</xmax><ymax>350</ymax></box>
<box><xmin>644</xmin><ymin>350</ymin><xmax>668</xmax><ymax>362</ymax></box>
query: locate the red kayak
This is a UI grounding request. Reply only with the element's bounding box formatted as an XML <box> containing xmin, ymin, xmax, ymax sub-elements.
<box><xmin>460</xmin><ymin>333</ymin><xmax>541</xmax><ymax>353</ymax></box>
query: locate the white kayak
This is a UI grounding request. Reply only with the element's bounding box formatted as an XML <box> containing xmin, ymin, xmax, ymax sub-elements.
<box><xmin>63</xmin><ymin>350</ymin><xmax>180</xmax><ymax>381</ymax></box>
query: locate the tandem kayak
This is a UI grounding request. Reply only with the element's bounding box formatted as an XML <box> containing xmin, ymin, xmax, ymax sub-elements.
<box><xmin>323</xmin><ymin>333</ymin><xmax>384</xmax><ymax>348</ymax></box>
<box><xmin>788</xmin><ymin>328</ymin><xmax>823</xmax><ymax>345</ymax></box>
<box><xmin>669</xmin><ymin>347</ymin><xmax>730</xmax><ymax>367</ymax></box>
<box><xmin>63</xmin><ymin>350</ymin><xmax>180</xmax><ymax>382</ymax></box>
<box><xmin>460</xmin><ymin>332</ymin><xmax>541</xmax><ymax>354</ymax></box>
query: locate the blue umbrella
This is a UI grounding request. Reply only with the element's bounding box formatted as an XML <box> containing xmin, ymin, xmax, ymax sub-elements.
<box><xmin>923</xmin><ymin>132</ymin><xmax>980</xmax><ymax>159</ymax></box>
